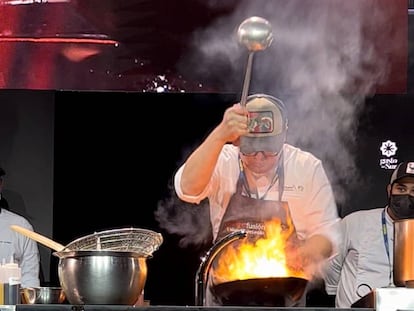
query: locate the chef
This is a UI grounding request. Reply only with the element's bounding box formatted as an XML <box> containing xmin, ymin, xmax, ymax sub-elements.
<box><xmin>174</xmin><ymin>93</ymin><xmax>341</xmax><ymax>306</ymax></box>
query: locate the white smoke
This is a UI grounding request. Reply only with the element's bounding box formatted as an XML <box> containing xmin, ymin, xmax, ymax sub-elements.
<box><xmin>157</xmin><ymin>0</ymin><xmax>404</xmax><ymax>244</ymax></box>
<box><xmin>155</xmin><ymin>182</ymin><xmax>213</xmax><ymax>248</ymax></box>
<box><xmin>180</xmin><ymin>0</ymin><xmax>401</xmax><ymax>202</ymax></box>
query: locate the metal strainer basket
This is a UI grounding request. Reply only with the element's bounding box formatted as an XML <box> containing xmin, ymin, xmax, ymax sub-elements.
<box><xmin>62</xmin><ymin>227</ymin><xmax>163</xmax><ymax>257</ymax></box>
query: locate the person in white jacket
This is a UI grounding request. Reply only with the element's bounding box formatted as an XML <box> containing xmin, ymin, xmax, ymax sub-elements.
<box><xmin>323</xmin><ymin>161</ymin><xmax>414</xmax><ymax>308</ymax></box>
<box><xmin>174</xmin><ymin>93</ymin><xmax>341</xmax><ymax>306</ymax></box>
<box><xmin>0</xmin><ymin>166</ymin><xmax>40</xmax><ymax>288</ymax></box>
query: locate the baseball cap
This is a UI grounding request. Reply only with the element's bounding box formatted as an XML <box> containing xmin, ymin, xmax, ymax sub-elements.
<box><xmin>239</xmin><ymin>93</ymin><xmax>288</xmax><ymax>154</ymax></box>
<box><xmin>390</xmin><ymin>161</ymin><xmax>414</xmax><ymax>184</ymax></box>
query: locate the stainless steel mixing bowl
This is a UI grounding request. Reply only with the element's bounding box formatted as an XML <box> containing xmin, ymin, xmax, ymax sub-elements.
<box><xmin>54</xmin><ymin>250</ymin><xmax>148</xmax><ymax>305</ymax></box>
<box><xmin>20</xmin><ymin>286</ymin><xmax>66</xmax><ymax>304</ymax></box>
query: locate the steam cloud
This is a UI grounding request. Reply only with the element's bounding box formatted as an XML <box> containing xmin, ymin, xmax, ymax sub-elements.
<box><xmin>156</xmin><ymin>0</ymin><xmax>404</xmax><ymax>246</ymax></box>
<box><xmin>155</xmin><ymin>182</ymin><xmax>213</xmax><ymax>248</ymax></box>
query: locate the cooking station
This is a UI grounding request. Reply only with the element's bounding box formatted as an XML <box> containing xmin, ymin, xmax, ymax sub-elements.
<box><xmin>8</xmin><ymin>288</ymin><xmax>414</xmax><ymax>311</ymax></box>
<box><xmin>9</xmin><ymin>184</ymin><xmax>414</xmax><ymax>311</ymax></box>
<box><xmin>10</xmin><ymin>306</ymin><xmax>372</xmax><ymax>311</ymax></box>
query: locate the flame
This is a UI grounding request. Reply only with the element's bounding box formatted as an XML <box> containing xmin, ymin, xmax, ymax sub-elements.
<box><xmin>212</xmin><ymin>218</ymin><xmax>306</xmax><ymax>283</ymax></box>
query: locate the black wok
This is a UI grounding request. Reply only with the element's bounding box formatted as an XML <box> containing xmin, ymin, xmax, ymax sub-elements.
<box><xmin>210</xmin><ymin>277</ymin><xmax>308</xmax><ymax>307</ymax></box>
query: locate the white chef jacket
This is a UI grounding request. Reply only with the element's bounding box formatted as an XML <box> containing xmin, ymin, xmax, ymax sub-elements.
<box><xmin>174</xmin><ymin>143</ymin><xmax>341</xmax><ymax>263</ymax></box>
<box><xmin>0</xmin><ymin>208</ymin><xmax>41</xmax><ymax>288</ymax></box>
<box><xmin>323</xmin><ymin>207</ymin><xmax>394</xmax><ymax>308</ymax></box>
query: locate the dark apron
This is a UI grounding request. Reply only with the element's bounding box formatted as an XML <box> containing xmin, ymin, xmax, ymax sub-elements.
<box><xmin>215</xmin><ymin>184</ymin><xmax>292</xmax><ymax>241</ymax></box>
<box><xmin>205</xmin><ymin>155</ymin><xmax>306</xmax><ymax>306</ymax></box>
<box><xmin>216</xmin><ymin>153</ymin><xmax>291</xmax><ymax>242</ymax></box>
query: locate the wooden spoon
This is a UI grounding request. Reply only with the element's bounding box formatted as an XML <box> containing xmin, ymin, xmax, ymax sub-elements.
<box><xmin>10</xmin><ymin>225</ymin><xmax>66</xmax><ymax>252</ymax></box>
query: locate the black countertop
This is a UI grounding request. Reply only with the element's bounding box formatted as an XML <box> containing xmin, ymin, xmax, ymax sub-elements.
<box><xmin>14</xmin><ymin>305</ymin><xmax>373</xmax><ymax>311</ymax></box>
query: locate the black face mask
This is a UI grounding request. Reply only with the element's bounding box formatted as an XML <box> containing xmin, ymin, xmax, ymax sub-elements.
<box><xmin>389</xmin><ymin>194</ymin><xmax>414</xmax><ymax>219</ymax></box>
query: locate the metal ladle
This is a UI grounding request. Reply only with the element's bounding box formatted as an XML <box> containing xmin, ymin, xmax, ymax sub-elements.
<box><xmin>237</xmin><ymin>16</ymin><xmax>273</xmax><ymax>107</ymax></box>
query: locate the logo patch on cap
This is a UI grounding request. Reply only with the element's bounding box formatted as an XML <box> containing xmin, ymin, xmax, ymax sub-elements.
<box><xmin>406</xmin><ymin>162</ymin><xmax>414</xmax><ymax>174</ymax></box>
<box><xmin>248</xmin><ymin>111</ymin><xmax>273</xmax><ymax>134</ymax></box>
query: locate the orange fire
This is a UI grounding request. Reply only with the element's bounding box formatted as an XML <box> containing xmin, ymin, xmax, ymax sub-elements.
<box><xmin>212</xmin><ymin>218</ymin><xmax>306</xmax><ymax>284</ymax></box>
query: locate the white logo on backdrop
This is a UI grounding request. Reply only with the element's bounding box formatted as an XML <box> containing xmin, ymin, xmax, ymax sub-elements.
<box><xmin>380</xmin><ymin>140</ymin><xmax>398</xmax><ymax>157</ymax></box>
<box><xmin>379</xmin><ymin>140</ymin><xmax>399</xmax><ymax>169</ymax></box>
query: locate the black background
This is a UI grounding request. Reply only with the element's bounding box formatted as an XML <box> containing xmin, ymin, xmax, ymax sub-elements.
<box><xmin>49</xmin><ymin>91</ymin><xmax>414</xmax><ymax>306</ymax></box>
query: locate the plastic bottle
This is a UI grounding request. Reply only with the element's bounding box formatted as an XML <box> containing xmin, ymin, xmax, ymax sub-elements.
<box><xmin>1</xmin><ymin>260</ymin><xmax>21</xmax><ymax>305</ymax></box>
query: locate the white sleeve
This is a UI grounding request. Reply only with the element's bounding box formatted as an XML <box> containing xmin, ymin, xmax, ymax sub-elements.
<box><xmin>15</xmin><ymin>221</ymin><xmax>41</xmax><ymax>288</ymax></box>
<box><xmin>303</xmin><ymin>160</ymin><xmax>342</xmax><ymax>253</ymax></box>
<box><xmin>174</xmin><ymin>163</ymin><xmax>212</xmax><ymax>204</ymax></box>
<box><xmin>323</xmin><ymin>216</ymin><xmax>349</xmax><ymax>295</ymax></box>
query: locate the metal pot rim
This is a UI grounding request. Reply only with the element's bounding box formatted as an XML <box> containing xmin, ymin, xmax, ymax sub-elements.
<box><xmin>53</xmin><ymin>250</ymin><xmax>149</xmax><ymax>259</ymax></box>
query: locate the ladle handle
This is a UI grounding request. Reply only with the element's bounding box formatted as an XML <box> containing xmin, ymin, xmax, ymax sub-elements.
<box><xmin>10</xmin><ymin>225</ymin><xmax>66</xmax><ymax>252</ymax></box>
<box><xmin>240</xmin><ymin>52</ymin><xmax>254</xmax><ymax>108</ymax></box>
